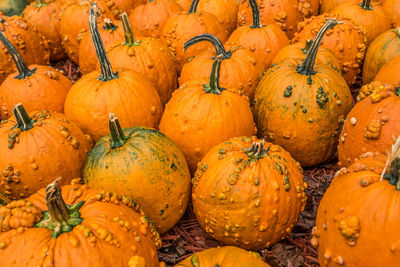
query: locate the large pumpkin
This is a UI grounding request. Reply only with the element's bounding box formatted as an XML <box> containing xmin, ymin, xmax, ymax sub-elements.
<box><xmin>159</xmin><ymin>57</ymin><xmax>256</xmax><ymax>172</ymax></box>
<box><xmin>0</xmin><ymin>178</ymin><xmax>162</xmax><ymax>266</ymax></box>
<box><xmin>0</xmin><ymin>104</ymin><xmax>91</xmax><ymax>200</ymax></box>
<box><xmin>192</xmin><ymin>137</ymin><xmax>307</xmax><ymax>250</ymax></box>
<box><xmin>254</xmin><ymin>19</ymin><xmax>352</xmax><ymax>167</ymax></box>
<box><xmin>198</xmin><ymin>0</ymin><xmax>238</xmax><ymax>35</ymax></box>
<box><xmin>373</xmin><ymin>54</ymin><xmax>400</xmax><ymax>86</ymax></box>
<box><xmin>64</xmin><ymin>4</ymin><xmax>162</xmax><ymax>141</ymax></box>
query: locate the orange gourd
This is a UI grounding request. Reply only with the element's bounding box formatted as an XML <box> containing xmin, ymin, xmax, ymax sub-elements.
<box><xmin>374</xmin><ymin>54</ymin><xmax>400</xmax><ymax>86</ymax></box>
<box><xmin>174</xmin><ymin>0</ymin><xmax>191</xmax><ymax>9</ymax></box>
<box><xmin>198</xmin><ymin>0</ymin><xmax>238</xmax><ymax>35</ymax></box>
<box><xmin>298</xmin><ymin>0</ymin><xmax>320</xmax><ymax>18</ymax></box>
<box><xmin>383</xmin><ymin>0</ymin><xmax>400</xmax><ymax>27</ymax></box>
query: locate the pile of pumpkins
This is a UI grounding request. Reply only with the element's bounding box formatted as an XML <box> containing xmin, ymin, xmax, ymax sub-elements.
<box><xmin>0</xmin><ymin>0</ymin><xmax>400</xmax><ymax>266</ymax></box>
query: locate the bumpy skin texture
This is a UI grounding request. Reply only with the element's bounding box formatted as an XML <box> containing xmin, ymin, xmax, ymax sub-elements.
<box><xmin>198</xmin><ymin>0</ymin><xmax>238</xmax><ymax>35</ymax></box>
<box><xmin>311</xmin><ymin>153</ymin><xmax>400</xmax><ymax>267</ymax></box>
<box><xmin>363</xmin><ymin>28</ymin><xmax>400</xmax><ymax>84</ymax></box>
<box><xmin>192</xmin><ymin>137</ymin><xmax>307</xmax><ymax>250</ymax></box>
<box><xmin>374</xmin><ymin>54</ymin><xmax>400</xmax><ymax>86</ymax></box>
<box><xmin>102</xmin><ymin>0</ymin><xmax>146</xmax><ymax>16</ymax></box>
<box><xmin>0</xmin><ymin>110</ymin><xmax>91</xmax><ymax>200</ymax></box>
<box><xmin>175</xmin><ymin>246</ymin><xmax>270</xmax><ymax>267</ymax></box>
<box><xmin>298</xmin><ymin>0</ymin><xmax>319</xmax><ymax>18</ymax></box>
<box><xmin>0</xmin><ymin>179</ymin><xmax>162</xmax><ymax>266</ymax></box>
<box><xmin>383</xmin><ymin>0</ymin><xmax>400</xmax><ymax>28</ymax></box>
<box><xmin>83</xmin><ymin>127</ymin><xmax>191</xmax><ymax>234</ymax></box>
<box><xmin>338</xmin><ymin>82</ymin><xmax>400</xmax><ymax>167</ymax></box>
<box><xmin>293</xmin><ymin>14</ymin><xmax>367</xmax><ymax>86</ymax></box>
<box><xmin>0</xmin><ymin>65</ymin><xmax>72</xmax><ymax>119</ymax></box>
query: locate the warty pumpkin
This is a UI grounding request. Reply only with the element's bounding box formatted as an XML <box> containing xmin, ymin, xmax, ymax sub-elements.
<box><xmin>180</xmin><ymin>33</ymin><xmax>261</xmax><ymax>101</ymax></box>
<box><xmin>197</xmin><ymin>0</ymin><xmax>238</xmax><ymax>35</ymax></box>
<box><xmin>383</xmin><ymin>0</ymin><xmax>400</xmax><ymax>28</ymax></box>
<box><xmin>311</xmin><ymin>138</ymin><xmax>400</xmax><ymax>266</ymax></box>
<box><xmin>253</xmin><ymin>19</ymin><xmax>353</xmax><ymax>167</ymax></box>
<box><xmin>159</xmin><ymin>57</ymin><xmax>256</xmax><ymax>173</ymax></box>
<box><xmin>175</xmin><ymin>246</ymin><xmax>270</xmax><ymax>267</ymax></box>
<box><xmin>0</xmin><ymin>31</ymin><xmax>72</xmax><ymax>119</ymax></box>
<box><xmin>298</xmin><ymin>0</ymin><xmax>319</xmax><ymax>18</ymax></box>
<box><xmin>192</xmin><ymin>137</ymin><xmax>307</xmax><ymax>250</ymax></box>
<box><xmin>373</xmin><ymin>54</ymin><xmax>400</xmax><ymax>86</ymax></box>
<box><xmin>0</xmin><ymin>104</ymin><xmax>91</xmax><ymax>200</ymax></box>
<box><xmin>83</xmin><ymin>114</ymin><xmax>191</xmax><ymax>234</ymax></box>
<box><xmin>102</xmin><ymin>0</ymin><xmax>146</xmax><ymax>17</ymax></box>
<box><xmin>105</xmin><ymin>13</ymin><xmax>177</xmax><ymax>105</ymax></box>
<box><xmin>0</xmin><ymin>178</ymin><xmax>162</xmax><ymax>266</ymax></box>
<box><xmin>0</xmin><ymin>0</ymin><xmax>29</xmax><ymax>16</ymax></box>
<box><xmin>226</xmin><ymin>0</ymin><xmax>289</xmax><ymax>70</ymax></box>
<box><xmin>64</xmin><ymin>4</ymin><xmax>162</xmax><ymax>141</ymax></box>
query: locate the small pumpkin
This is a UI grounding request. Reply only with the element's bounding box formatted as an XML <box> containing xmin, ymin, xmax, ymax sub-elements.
<box><xmin>198</xmin><ymin>0</ymin><xmax>238</xmax><ymax>35</ymax></box>
<box><xmin>0</xmin><ymin>31</ymin><xmax>71</xmax><ymax>119</ymax></box>
<box><xmin>192</xmin><ymin>137</ymin><xmax>307</xmax><ymax>250</ymax></box>
<box><xmin>175</xmin><ymin>246</ymin><xmax>270</xmax><ymax>267</ymax></box>
<box><xmin>159</xmin><ymin>57</ymin><xmax>256</xmax><ymax>172</ymax></box>
<box><xmin>64</xmin><ymin>4</ymin><xmax>162</xmax><ymax>141</ymax></box>
<box><xmin>0</xmin><ymin>178</ymin><xmax>162</xmax><ymax>266</ymax></box>
<box><xmin>254</xmin><ymin>19</ymin><xmax>352</xmax><ymax>167</ymax></box>
<box><xmin>383</xmin><ymin>0</ymin><xmax>400</xmax><ymax>28</ymax></box>
<box><xmin>373</xmin><ymin>54</ymin><xmax>400</xmax><ymax>86</ymax></box>
<box><xmin>226</xmin><ymin>0</ymin><xmax>289</xmax><ymax>70</ymax></box>
<box><xmin>0</xmin><ymin>104</ymin><xmax>91</xmax><ymax>200</ymax></box>
<box><xmin>0</xmin><ymin>0</ymin><xmax>29</xmax><ymax>16</ymax></box>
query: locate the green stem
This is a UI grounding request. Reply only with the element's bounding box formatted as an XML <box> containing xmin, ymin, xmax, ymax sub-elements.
<box><xmin>120</xmin><ymin>12</ymin><xmax>141</xmax><ymax>46</ymax></box>
<box><xmin>249</xmin><ymin>0</ymin><xmax>262</xmax><ymax>28</ymax></box>
<box><xmin>89</xmin><ymin>3</ymin><xmax>118</xmax><ymax>81</ymax></box>
<box><xmin>243</xmin><ymin>139</ymin><xmax>269</xmax><ymax>159</ymax></box>
<box><xmin>359</xmin><ymin>0</ymin><xmax>372</xmax><ymax>10</ymax></box>
<box><xmin>184</xmin><ymin>34</ymin><xmax>232</xmax><ymax>59</ymax></box>
<box><xmin>13</xmin><ymin>103</ymin><xmax>34</xmax><ymax>131</ymax></box>
<box><xmin>34</xmin><ymin>0</ymin><xmax>48</xmax><ymax>8</ymax></box>
<box><xmin>187</xmin><ymin>0</ymin><xmax>199</xmax><ymax>14</ymax></box>
<box><xmin>108</xmin><ymin>113</ymin><xmax>129</xmax><ymax>149</ymax></box>
<box><xmin>301</xmin><ymin>39</ymin><xmax>313</xmax><ymax>55</ymax></box>
<box><xmin>103</xmin><ymin>18</ymin><xmax>118</xmax><ymax>31</ymax></box>
<box><xmin>203</xmin><ymin>56</ymin><xmax>225</xmax><ymax>95</ymax></box>
<box><xmin>0</xmin><ymin>31</ymin><xmax>36</xmax><ymax>79</ymax></box>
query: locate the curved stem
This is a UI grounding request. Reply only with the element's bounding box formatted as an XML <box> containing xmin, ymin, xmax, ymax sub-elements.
<box><xmin>203</xmin><ymin>55</ymin><xmax>225</xmax><ymax>95</ymax></box>
<box><xmin>243</xmin><ymin>139</ymin><xmax>269</xmax><ymax>159</ymax></box>
<box><xmin>103</xmin><ymin>18</ymin><xmax>118</xmax><ymax>31</ymax></box>
<box><xmin>359</xmin><ymin>0</ymin><xmax>372</xmax><ymax>10</ymax></box>
<box><xmin>297</xmin><ymin>19</ymin><xmax>340</xmax><ymax>76</ymax></box>
<box><xmin>89</xmin><ymin>3</ymin><xmax>118</xmax><ymax>81</ymax></box>
<box><xmin>187</xmin><ymin>0</ymin><xmax>199</xmax><ymax>14</ymax></box>
<box><xmin>249</xmin><ymin>0</ymin><xmax>262</xmax><ymax>28</ymax></box>
<box><xmin>120</xmin><ymin>12</ymin><xmax>141</xmax><ymax>46</ymax></box>
<box><xmin>13</xmin><ymin>103</ymin><xmax>34</xmax><ymax>131</ymax></box>
<box><xmin>108</xmin><ymin>113</ymin><xmax>129</xmax><ymax>149</ymax></box>
<box><xmin>0</xmin><ymin>31</ymin><xmax>35</xmax><ymax>79</ymax></box>
<box><xmin>184</xmin><ymin>34</ymin><xmax>231</xmax><ymax>59</ymax></box>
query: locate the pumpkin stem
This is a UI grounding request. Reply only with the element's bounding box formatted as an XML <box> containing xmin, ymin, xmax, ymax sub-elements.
<box><xmin>109</xmin><ymin>113</ymin><xmax>129</xmax><ymax>149</ymax></box>
<box><xmin>394</xmin><ymin>27</ymin><xmax>400</xmax><ymax>39</ymax></box>
<box><xmin>103</xmin><ymin>18</ymin><xmax>118</xmax><ymax>31</ymax></box>
<box><xmin>243</xmin><ymin>139</ymin><xmax>269</xmax><ymax>159</ymax></box>
<box><xmin>301</xmin><ymin>39</ymin><xmax>313</xmax><ymax>55</ymax></box>
<box><xmin>296</xmin><ymin>19</ymin><xmax>340</xmax><ymax>76</ymax></box>
<box><xmin>187</xmin><ymin>0</ymin><xmax>199</xmax><ymax>14</ymax></box>
<box><xmin>203</xmin><ymin>55</ymin><xmax>225</xmax><ymax>94</ymax></box>
<box><xmin>34</xmin><ymin>178</ymin><xmax>85</xmax><ymax>238</ymax></box>
<box><xmin>120</xmin><ymin>12</ymin><xmax>141</xmax><ymax>46</ymax></box>
<box><xmin>13</xmin><ymin>103</ymin><xmax>34</xmax><ymax>131</ymax></box>
<box><xmin>89</xmin><ymin>3</ymin><xmax>119</xmax><ymax>81</ymax></box>
<box><xmin>184</xmin><ymin>33</ymin><xmax>232</xmax><ymax>59</ymax></box>
<box><xmin>381</xmin><ymin>136</ymin><xmax>400</xmax><ymax>190</ymax></box>
<box><xmin>34</xmin><ymin>0</ymin><xmax>48</xmax><ymax>8</ymax></box>
<box><xmin>359</xmin><ymin>0</ymin><xmax>373</xmax><ymax>10</ymax></box>
<box><xmin>0</xmin><ymin>31</ymin><xmax>36</xmax><ymax>79</ymax></box>
<box><xmin>249</xmin><ymin>0</ymin><xmax>263</xmax><ymax>28</ymax></box>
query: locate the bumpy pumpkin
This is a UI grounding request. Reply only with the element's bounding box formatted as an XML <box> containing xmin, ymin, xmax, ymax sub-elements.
<box><xmin>254</xmin><ymin>19</ymin><xmax>352</xmax><ymax>167</ymax></box>
<box><xmin>192</xmin><ymin>137</ymin><xmax>307</xmax><ymax>250</ymax></box>
<box><xmin>311</xmin><ymin>139</ymin><xmax>400</xmax><ymax>267</ymax></box>
<box><xmin>175</xmin><ymin>246</ymin><xmax>270</xmax><ymax>267</ymax></box>
<box><xmin>83</xmin><ymin>114</ymin><xmax>191</xmax><ymax>234</ymax></box>
<box><xmin>198</xmin><ymin>0</ymin><xmax>238</xmax><ymax>35</ymax></box>
<box><xmin>383</xmin><ymin>0</ymin><xmax>400</xmax><ymax>28</ymax></box>
<box><xmin>298</xmin><ymin>0</ymin><xmax>319</xmax><ymax>18</ymax></box>
<box><xmin>161</xmin><ymin>0</ymin><xmax>228</xmax><ymax>71</ymax></box>
<box><xmin>374</xmin><ymin>54</ymin><xmax>400</xmax><ymax>86</ymax></box>
<box><xmin>102</xmin><ymin>0</ymin><xmax>146</xmax><ymax>17</ymax></box>
<box><xmin>293</xmin><ymin>14</ymin><xmax>367</xmax><ymax>86</ymax></box>
<box><xmin>105</xmin><ymin>13</ymin><xmax>177</xmax><ymax>105</ymax></box>
<box><xmin>0</xmin><ymin>31</ymin><xmax>71</xmax><ymax>119</ymax></box>
<box><xmin>0</xmin><ymin>0</ymin><xmax>28</xmax><ymax>16</ymax></box>
<box><xmin>180</xmin><ymin>34</ymin><xmax>260</xmax><ymax>100</ymax></box>
<box><xmin>64</xmin><ymin>4</ymin><xmax>162</xmax><ymax>141</ymax></box>
<box><xmin>0</xmin><ymin>178</ymin><xmax>162</xmax><ymax>266</ymax></box>
<box><xmin>0</xmin><ymin>104</ymin><xmax>91</xmax><ymax>200</ymax></box>
<box><xmin>226</xmin><ymin>0</ymin><xmax>289</xmax><ymax>70</ymax></box>
<box><xmin>338</xmin><ymin>82</ymin><xmax>400</xmax><ymax>167</ymax></box>
<box><xmin>159</xmin><ymin>57</ymin><xmax>256</xmax><ymax>172</ymax></box>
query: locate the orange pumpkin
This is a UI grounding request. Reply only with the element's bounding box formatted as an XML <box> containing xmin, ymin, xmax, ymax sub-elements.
<box><xmin>159</xmin><ymin>57</ymin><xmax>256</xmax><ymax>172</ymax></box>
<box><xmin>198</xmin><ymin>0</ymin><xmax>238</xmax><ymax>35</ymax></box>
<box><xmin>105</xmin><ymin>13</ymin><xmax>177</xmax><ymax>105</ymax></box>
<box><xmin>298</xmin><ymin>0</ymin><xmax>320</xmax><ymax>18</ymax></box>
<box><xmin>192</xmin><ymin>137</ymin><xmax>307</xmax><ymax>250</ymax></box>
<box><xmin>101</xmin><ymin>0</ymin><xmax>146</xmax><ymax>16</ymax></box>
<box><xmin>374</xmin><ymin>54</ymin><xmax>400</xmax><ymax>86</ymax></box>
<box><xmin>0</xmin><ymin>178</ymin><xmax>162</xmax><ymax>266</ymax></box>
<box><xmin>320</xmin><ymin>0</ymin><xmax>346</xmax><ymax>13</ymax></box>
<box><xmin>383</xmin><ymin>0</ymin><xmax>400</xmax><ymax>27</ymax></box>
<box><xmin>226</xmin><ymin>0</ymin><xmax>289</xmax><ymax>70</ymax></box>
<box><xmin>64</xmin><ymin>4</ymin><xmax>162</xmax><ymax>141</ymax></box>
<box><xmin>254</xmin><ymin>19</ymin><xmax>353</xmax><ymax>167</ymax></box>
<box><xmin>0</xmin><ymin>104</ymin><xmax>91</xmax><ymax>200</ymax></box>
<box><xmin>174</xmin><ymin>0</ymin><xmax>191</xmax><ymax>9</ymax></box>
<box><xmin>0</xmin><ymin>31</ymin><xmax>72</xmax><ymax>119</ymax></box>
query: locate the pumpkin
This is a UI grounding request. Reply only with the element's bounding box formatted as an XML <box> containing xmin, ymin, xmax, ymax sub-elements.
<box><xmin>161</xmin><ymin>0</ymin><xmax>228</xmax><ymax>72</ymax></box>
<box><xmin>175</xmin><ymin>246</ymin><xmax>270</xmax><ymax>267</ymax></box>
<box><xmin>226</xmin><ymin>0</ymin><xmax>289</xmax><ymax>70</ymax></box>
<box><xmin>253</xmin><ymin>19</ymin><xmax>352</xmax><ymax>167</ymax></box>
<box><xmin>272</xmin><ymin>39</ymin><xmax>341</xmax><ymax>73</ymax></box>
<box><xmin>311</xmin><ymin>139</ymin><xmax>400</xmax><ymax>266</ymax></box>
<box><xmin>59</xmin><ymin>0</ymin><xmax>114</xmax><ymax>63</ymax></box>
<box><xmin>0</xmin><ymin>0</ymin><xmax>29</xmax><ymax>16</ymax></box>
<box><xmin>237</xmin><ymin>0</ymin><xmax>302</xmax><ymax>39</ymax></box>
<box><xmin>374</xmin><ymin>54</ymin><xmax>400</xmax><ymax>86</ymax></box>
<box><xmin>293</xmin><ymin>14</ymin><xmax>367</xmax><ymax>86</ymax></box>
<box><xmin>79</xmin><ymin>18</ymin><xmax>124</xmax><ymax>74</ymax></box>
<box><xmin>129</xmin><ymin>0</ymin><xmax>183</xmax><ymax>39</ymax></box>
<box><xmin>105</xmin><ymin>13</ymin><xmax>177</xmax><ymax>105</ymax></box>
<box><xmin>331</xmin><ymin>0</ymin><xmax>390</xmax><ymax>45</ymax></box>
<box><xmin>0</xmin><ymin>104</ymin><xmax>91</xmax><ymax>200</ymax></box>
<box><xmin>83</xmin><ymin>114</ymin><xmax>191</xmax><ymax>234</ymax></box>
<box><xmin>362</xmin><ymin>27</ymin><xmax>400</xmax><ymax>84</ymax></box>
<box><xmin>180</xmin><ymin>33</ymin><xmax>261</xmax><ymax>101</ymax></box>
<box><xmin>383</xmin><ymin>0</ymin><xmax>400</xmax><ymax>28</ymax></box>
<box><xmin>0</xmin><ymin>178</ymin><xmax>162</xmax><ymax>266</ymax></box>
<box><xmin>102</xmin><ymin>0</ymin><xmax>146</xmax><ymax>17</ymax></box>
<box><xmin>0</xmin><ymin>31</ymin><xmax>71</xmax><ymax>119</ymax></box>
<box><xmin>320</xmin><ymin>0</ymin><xmax>345</xmax><ymax>13</ymax></box>
<box><xmin>338</xmin><ymin>82</ymin><xmax>400</xmax><ymax>167</ymax></box>
<box><xmin>298</xmin><ymin>0</ymin><xmax>320</xmax><ymax>18</ymax></box>
<box><xmin>64</xmin><ymin>4</ymin><xmax>162</xmax><ymax>141</ymax></box>
<box><xmin>174</xmin><ymin>0</ymin><xmax>191</xmax><ymax>10</ymax></box>
<box><xmin>192</xmin><ymin>137</ymin><xmax>307</xmax><ymax>250</ymax></box>
<box><xmin>198</xmin><ymin>0</ymin><xmax>238</xmax><ymax>35</ymax></box>
<box><xmin>159</xmin><ymin>57</ymin><xmax>256</xmax><ymax>173</ymax></box>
